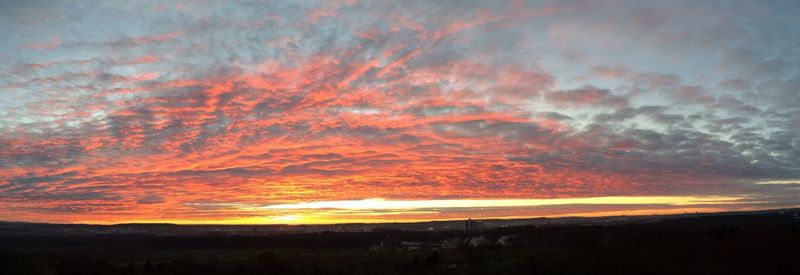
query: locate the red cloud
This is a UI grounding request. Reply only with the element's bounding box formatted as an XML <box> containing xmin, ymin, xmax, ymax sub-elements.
<box><xmin>24</xmin><ymin>36</ymin><xmax>60</xmax><ymax>51</ymax></box>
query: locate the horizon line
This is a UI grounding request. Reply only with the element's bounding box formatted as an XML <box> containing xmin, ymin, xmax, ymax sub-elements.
<box><xmin>4</xmin><ymin>206</ymin><xmax>795</xmax><ymax>227</ymax></box>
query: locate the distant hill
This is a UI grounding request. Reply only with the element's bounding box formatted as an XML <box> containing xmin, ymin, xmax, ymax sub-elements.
<box><xmin>1</xmin><ymin>208</ymin><xmax>798</xmax><ymax>237</ymax></box>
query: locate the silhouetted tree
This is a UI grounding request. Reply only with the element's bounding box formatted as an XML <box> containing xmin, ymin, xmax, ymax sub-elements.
<box><xmin>143</xmin><ymin>259</ymin><xmax>154</xmax><ymax>274</ymax></box>
<box><xmin>425</xmin><ymin>251</ymin><xmax>440</xmax><ymax>267</ymax></box>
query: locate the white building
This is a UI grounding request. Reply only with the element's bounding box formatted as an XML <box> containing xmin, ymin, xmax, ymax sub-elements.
<box><xmin>467</xmin><ymin>236</ymin><xmax>492</xmax><ymax>247</ymax></box>
<box><xmin>441</xmin><ymin>238</ymin><xmax>462</xmax><ymax>249</ymax></box>
<box><xmin>496</xmin><ymin>234</ymin><xmax>528</xmax><ymax>247</ymax></box>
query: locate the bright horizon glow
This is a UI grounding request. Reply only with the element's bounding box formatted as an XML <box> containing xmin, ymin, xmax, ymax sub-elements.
<box><xmin>66</xmin><ymin>196</ymin><xmax>752</xmax><ymax>225</ymax></box>
<box><xmin>756</xmin><ymin>180</ymin><xmax>800</xmax><ymax>185</ymax></box>
<box><xmin>263</xmin><ymin>196</ymin><xmax>743</xmax><ymax>210</ymax></box>
<box><xmin>74</xmin><ymin>206</ymin><xmax>744</xmax><ymax>225</ymax></box>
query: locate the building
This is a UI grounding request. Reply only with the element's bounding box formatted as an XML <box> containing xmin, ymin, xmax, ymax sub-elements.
<box><xmin>369</xmin><ymin>241</ymin><xmax>387</xmax><ymax>252</ymax></box>
<box><xmin>400</xmin><ymin>241</ymin><xmax>440</xmax><ymax>251</ymax></box>
<box><xmin>465</xmin><ymin>218</ymin><xmax>477</xmax><ymax>231</ymax></box>
<box><xmin>467</xmin><ymin>236</ymin><xmax>492</xmax><ymax>247</ymax></box>
<box><xmin>441</xmin><ymin>238</ymin><xmax>462</xmax><ymax>249</ymax></box>
<box><xmin>496</xmin><ymin>234</ymin><xmax>529</xmax><ymax>247</ymax></box>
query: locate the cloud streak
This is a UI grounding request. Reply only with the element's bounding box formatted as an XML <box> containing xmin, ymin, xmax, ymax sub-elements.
<box><xmin>263</xmin><ymin>196</ymin><xmax>743</xmax><ymax>210</ymax></box>
<box><xmin>0</xmin><ymin>0</ymin><xmax>799</xmax><ymax>224</ymax></box>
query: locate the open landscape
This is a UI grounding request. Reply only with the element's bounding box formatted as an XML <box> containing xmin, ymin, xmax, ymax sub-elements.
<box><xmin>3</xmin><ymin>209</ymin><xmax>800</xmax><ymax>274</ymax></box>
<box><xmin>3</xmin><ymin>0</ymin><xmax>800</xmax><ymax>274</ymax></box>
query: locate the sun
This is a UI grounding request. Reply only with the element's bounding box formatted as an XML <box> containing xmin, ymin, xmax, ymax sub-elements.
<box><xmin>269</xmin><ymin>214</ymin><xmax>302</xmax><ymax>222</ymax></box>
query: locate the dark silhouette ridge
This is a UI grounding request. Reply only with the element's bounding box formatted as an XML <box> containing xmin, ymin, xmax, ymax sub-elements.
<box><xmin>0</xmin><ymin>209</ymin><xmax>798</xmax><ymax>274</ymax></box>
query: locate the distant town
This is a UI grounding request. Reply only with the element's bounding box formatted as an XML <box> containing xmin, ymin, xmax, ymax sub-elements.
<box><xmin>8</xmin><ymin>209</ymin><xmax>798</xmax><ymax>237</ymax></box>
<box><xmin>2</xmin><ymin>208</ymin><xmax>799</xmax><ymax>274</ymax></box>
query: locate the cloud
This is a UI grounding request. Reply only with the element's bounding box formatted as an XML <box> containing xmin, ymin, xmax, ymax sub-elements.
<box><xmin>545</xmin><ymin>86</ymin><xmax>629</xmax><ymax>108</ymax></box>
<box><xmin>0</xmin><ymin>0</ymin><xmax>799</xmax><ymax>223</ymax></box>
<box><xmin>137</xmin><ymin>194</ymin><xmax>165</xmax><ymax>204</ymax></box>
<box><xmin>23</xmin><ymin>36</ymin><xmax>61</xmax><ymax>51</ymax></box>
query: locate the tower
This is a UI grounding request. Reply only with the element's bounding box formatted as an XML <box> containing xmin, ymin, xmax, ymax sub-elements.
<box><xmin>465</xmin><ymin>218</ymin><xmax>476</xmax><ymax>231</ymax></box>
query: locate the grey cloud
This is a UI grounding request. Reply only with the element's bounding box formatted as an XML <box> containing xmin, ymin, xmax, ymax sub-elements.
<box><xmin>137</xmin><ymin>194</ymin><xmax>165</xmax><ymax>204</ymax></box>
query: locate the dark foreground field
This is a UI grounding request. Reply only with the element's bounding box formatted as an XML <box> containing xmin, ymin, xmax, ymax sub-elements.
<box><xmin>2</xmin><ymin>210</ymin><xmax>799</xmax><ymax>275</ymax></box>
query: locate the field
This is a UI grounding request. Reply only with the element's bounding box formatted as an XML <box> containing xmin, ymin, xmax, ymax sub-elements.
<box><xmin>2</xmin><ymin>210</ymin><xmax>799</xmax><ymax>274</ymax></box>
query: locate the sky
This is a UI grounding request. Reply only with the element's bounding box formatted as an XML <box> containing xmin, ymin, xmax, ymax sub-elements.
<box><xmin>1</xmin><ymin>0</ymin><xmax>799</xmax><ymax>225</ymax></box>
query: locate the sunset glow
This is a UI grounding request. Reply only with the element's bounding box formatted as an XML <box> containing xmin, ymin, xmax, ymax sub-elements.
<box><xmin>1</xmin><ymin>0</ymin><xmax>800</xmax><ymax>224</ymax></box>
<box><xmin>263</xmin><ymin>196</ymin><xmax>742</xmax><ymax>210</ymax></box>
